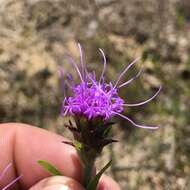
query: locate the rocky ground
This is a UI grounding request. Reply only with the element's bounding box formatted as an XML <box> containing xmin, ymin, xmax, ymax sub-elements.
<box><xmin>0</xmin><ymin>0</ymin><xmax>190</xmax><ymax>189</ymax></box>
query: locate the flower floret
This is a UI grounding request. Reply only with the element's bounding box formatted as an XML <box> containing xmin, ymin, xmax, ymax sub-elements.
<box><xmin>61</xmin><ymin>43</ymin><xmax>161</xmax><ymax>129</ymax></box>
<box><xmin>62</xmin><ymin>81</ymin><xmax>124</xmax><ymax>120</ymax></box>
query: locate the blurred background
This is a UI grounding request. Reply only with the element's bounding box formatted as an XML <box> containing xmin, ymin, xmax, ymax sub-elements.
<box><xmin>0</xmin><ymin>0</ymin><xmax>189</xmax><ymax>189</ymax></box>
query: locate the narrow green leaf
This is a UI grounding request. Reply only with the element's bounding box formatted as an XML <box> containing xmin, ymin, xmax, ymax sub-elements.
<box><xmin>38</xmin><ymin>160</ymin><xmax>62</xmax><ymax>176</ymax></box>
<box><xmin>87</xmin><ymin>160</ymin><xmax>112</xmax><ymax>190</ymax></box>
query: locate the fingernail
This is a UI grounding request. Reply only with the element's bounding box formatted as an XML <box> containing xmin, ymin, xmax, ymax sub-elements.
<box><xmin>42</xmin><ymin>185</ymin><xmax>70</xmax><ymax>190</ymax></box>
<box><xmin>29</xmin><ymin>176</ymin><xmax>85</xmax><ymax>190</ymax></box>
<box><xmin>42</xmin><ymin>184</ymin><xmax>70</xmax><ymax>190</ymax></box>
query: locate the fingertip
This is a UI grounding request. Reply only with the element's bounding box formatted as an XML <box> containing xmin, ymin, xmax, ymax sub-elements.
<box><xmin>14</xmin><ymin>124</ymin><xmax>82</xmax><ymax>187</ymax></box>
<box><xmin>98</xmin><ymin>175</ymin><xmax>121</xmax><ymax>190</ymax></box>
<box><xmin>0</xmin><ymin>123</ymin><xmax>82</xmax><ymax>189</ymax></box>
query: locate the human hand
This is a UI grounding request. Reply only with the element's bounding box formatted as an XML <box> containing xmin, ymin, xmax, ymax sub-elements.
<box><xmin>0</xmin><ymin>123</ymin><xmax>120</xmax><ymax>190</ymax></box>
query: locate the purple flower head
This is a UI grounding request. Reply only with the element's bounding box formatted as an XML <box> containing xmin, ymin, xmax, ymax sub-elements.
<box><xmin>0</xmin><ymin>163</ymin><xmax>22</xmax><ymax>190</ymax></box>
<box><xmin>61</xmin><ymin>43</ymin><xmax>161</xmax><ymax>129</ymax></box>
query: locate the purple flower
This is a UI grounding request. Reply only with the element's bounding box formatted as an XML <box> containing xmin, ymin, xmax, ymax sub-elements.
<box><xmin>0</xmin><ymin>163</ymin><xmax>22</xmax><ymax>190</ymax></box>
<box><xmin>61</xmin><ymin>43</ymin><xmax>161</xmax><ymax>129</ymax></box>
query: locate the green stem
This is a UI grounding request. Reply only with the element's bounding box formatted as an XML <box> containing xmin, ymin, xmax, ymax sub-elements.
<box><xmin>83</xmin><ymin>162</ymin><xmax>94</xmax><ymax>187</ymax></box>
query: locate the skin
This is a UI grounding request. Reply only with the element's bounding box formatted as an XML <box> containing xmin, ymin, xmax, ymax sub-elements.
<box><xmin>0</xmin><ymin>123</ymin><xmax>120</xmax><ymax>190</ymax></box>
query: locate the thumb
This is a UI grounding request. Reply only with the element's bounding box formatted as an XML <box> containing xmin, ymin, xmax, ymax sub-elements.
<box><xmin>29</xmin><ymin>176</ymin><xmax>85</xmax><ymax>190</ymax></box>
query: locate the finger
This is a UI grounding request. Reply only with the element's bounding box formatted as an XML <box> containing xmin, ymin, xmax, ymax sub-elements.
<box><xmin>0</xmin><ymin>123</ymin><xmax>82</xmax><ymax>189</ymax></box>
<box><xmin>98</xmin><ymin>175</ymin><xmax>121</xmax><ymax>190</ymax></box>
<box><xmin>29</xmin><ymin>176</ymin><xmax>85</xmax><ymax>190</ymax></box>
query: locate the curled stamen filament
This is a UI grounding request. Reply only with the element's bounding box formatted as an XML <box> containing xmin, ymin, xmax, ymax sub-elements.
<box><xmin>0</xmin><ymin>163</ymin><xmax>12</xmax><ymax>180</ymax></box>
<box><xmin>78</xmin><ymin>43</ymin><xmax>85</xmax><ymax>79</ymax></box>
<box><xmin>99</xmin><ymin>48</ymin><xmax>107</xmax><ymax>84</ymax></box>
<box><xmin>2</xmin><ymin>175</ymin><xmax>22</xmax><ymax>190</ymax></box>
<box><xmin>119</xmin><ymin>68</ymin><xmax>143</xmax><ymax>88</ymax></box>
<box><xmin>112</xmin><ymin>111</ymin><xmax>158</xmax><ymax>129</ymax></box>
<box><xmin>123</xmin><ymin>86</ymin><xmax>162</xmax><ymax>107</ymax></box>
<box><xmin>114</xmin><ymin>57</ymin><xmax>140</xmax><ymax>88</ymax></box>
<box><xmin>1</xmin><ymin>163</ymin><xmax>22</xmax><ymax>190</ymax></box>
<box><xmin>65</xmin><ymin>54</ymin><xmax>84</xmax><ymax>83</ymax></box>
